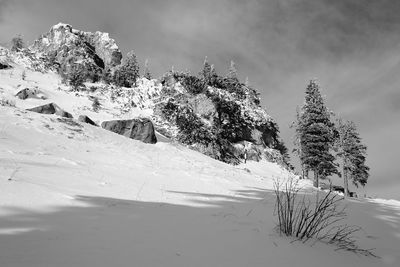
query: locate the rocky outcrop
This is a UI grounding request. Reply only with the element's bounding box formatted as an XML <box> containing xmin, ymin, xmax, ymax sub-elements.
<box><xmin>78</xmin><ymin>115</ymin><xmax>97</xmax><ymax>126</ymax></box>
<box><xmin>101</xmin><ymin>118</ymin><xmax>157</xmax><ymax>144</ymax></box>
<box><xmin>0</xmin><ymin>47</ymin><xmax>12</xmax><ymax>69</ymax></box>
<box><xmin>88</xmin><ymin>31</ymin><xmax>122</xmax><ymax>67</ymax></box>
<box><xmin>15</xmin><ymin>88</ymin><xmax>47</xmax><ymax>100</ymax></box>
<box><xmin>30</xmin><ymin>23</ymin><xmax>122</xmax><ymax>76</ymax></box>
<box><xmin>27</xmin><ymin>103</ymin><xmax>73</xmax><ymax>118</ymax></box>
<box><xmin>188</xmin><ymin>93</ymin><xmax>216</xmax><ymax>120</ymax></box>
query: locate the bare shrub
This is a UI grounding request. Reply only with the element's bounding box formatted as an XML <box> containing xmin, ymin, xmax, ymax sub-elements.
<box><xmin>92</xmin><ymin>97</ymin><xmax>101</xmax><ymax>112</ymax></box>
<box><xmin>273</xmin><ymin>178</ymin><xmax>377</xmax><ymax>257</ymax></box>
<box><xmin>0</xmin><ymin>96</ymin><xmax>16</xmax><ymax>107</ymax></box>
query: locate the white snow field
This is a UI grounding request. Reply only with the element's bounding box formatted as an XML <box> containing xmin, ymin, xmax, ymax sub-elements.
<box><xmin>1</xmin><ymin>65</ymin><xmax>400</xmax><ymax>267</ymax></box>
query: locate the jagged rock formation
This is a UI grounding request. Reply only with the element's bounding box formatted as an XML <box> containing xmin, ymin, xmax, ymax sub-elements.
<box><xmin>101</xmin><ymin>118</ymin><xmax>157</xmax><ymax>144</ymax></box>
<box><xmin>30</xmin><ymin>23</ymin><xmax>122</xmax><ymax>79</ymax></box>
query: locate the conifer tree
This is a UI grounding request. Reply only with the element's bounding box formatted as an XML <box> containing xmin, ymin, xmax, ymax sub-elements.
<box><xmin>209</xmin><ymin>64</ymin><xmax>218</xmax><ymax>84</ymax></box>
<box><xmin>67</xmin><ymin>64</ymin><xmax>86</xmax><ymax>91</ymax></box>
<box><xmin>245</xmin><ymin>76</ymin><xmax>250</xmax><ymax>87</ymax></box>
<box><xmin>336</xmin><ymin>119</ymin><xmax>369</xmax><ymax>196</ymax></box>
<box><xmin>200</xmin><ymin>56</ymin><xmax>212</xmax><ymax>84</ymax></box>
<box><xmin>227</xmin><ymin>60</ymin><xmax>238</xmax><ymax>81</ymax></box>
<box><xmin>299</xmin><ymin>80</ymin><xmax>338</xmax><ymax>187</ymax></box>
<box><xmin>291</xmin><ymin>107</ymin><xmax>308</xmax><ymax>179</ymax></box>
<box><xmin>144</xmin><ymin>59</ymin><xmax>152</xmax><ymax>80</ymax></box>
<box><xmin>11</xmin><ymin>35</ymin><xmax>24</xmax><ymax>52</ymax></box>
<box><xmin>114</xmin><ymin>50</ymin><xmax>139</xmax><ymax>87</ymax></box>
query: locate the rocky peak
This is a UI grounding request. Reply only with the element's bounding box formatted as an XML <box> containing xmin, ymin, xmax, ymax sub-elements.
<box><xmin>30</xmin><ymin>23</ymin><xmax>122</xmax><ymax>73</ymax></box>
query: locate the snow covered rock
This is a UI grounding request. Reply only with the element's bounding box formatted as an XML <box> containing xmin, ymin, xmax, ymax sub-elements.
<box><xmin>78</xmin><ymin>115</ymin><xmax>97</xmax><ymax>126</ymax></box>
<box><xmin>86</xmin><ymin>31</ymin><xmax>122</xmax><ymax>67</ymax></box>
<box><xmin>30</xmin><ymin>23</ymin><xmax>122</xmax><ymax>79</ymax></box>
<box><xmin>101</xmin><ymin>118</ymin><xmax>157</xmax><ymax>144</ymax></box>
<box><xmin>27</xmin><ymin>103</ymin><xmax>73</xmax><ymax>118</ymax></box>
<box><xmin>15</xmin><ymin>88</ymin><xmax>47</xmax><ymax>100</ymax></box>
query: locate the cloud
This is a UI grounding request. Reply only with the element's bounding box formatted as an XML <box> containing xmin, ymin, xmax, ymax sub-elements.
<box><xmin>0</xmin><ymin>0</ymin><xmax>12</xmax><ymax>21</ymax></box>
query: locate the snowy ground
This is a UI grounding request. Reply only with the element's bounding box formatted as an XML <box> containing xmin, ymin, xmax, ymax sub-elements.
<box><xmin>1</xmin><ymin>66</ymin><xmax>400</xmax><ymax>266</ymax></box>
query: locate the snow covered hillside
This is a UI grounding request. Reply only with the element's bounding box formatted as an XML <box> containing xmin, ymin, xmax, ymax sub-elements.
<box><xmin>1</xmin><ymin>47</ymin><xmax>400</xmax><ymax>267</ymax></box>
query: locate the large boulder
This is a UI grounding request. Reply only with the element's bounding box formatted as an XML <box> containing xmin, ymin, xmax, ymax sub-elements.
<box><xmin>101</xmin><ymin>118</ymin><xmax>157</xmax><ymax>144</ymax></box>
<box><xmin>27</xmin><ymin>103</ymin><xmax>73</xmax><ymax>118</ymax></box>
<box><xmin>78</xmin><ymin>115</ymin><xmax>97</xmax><ymax>126</ymax></box>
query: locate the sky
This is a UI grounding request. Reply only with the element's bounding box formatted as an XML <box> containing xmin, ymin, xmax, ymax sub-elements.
<box><xmin>0</xmin><ymin>0</ymin><xmax>399</xmax><ymax>200</ymax></box>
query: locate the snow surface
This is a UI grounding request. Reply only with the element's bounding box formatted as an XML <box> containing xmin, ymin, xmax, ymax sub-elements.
<box><xmin>1</xmin><ymin>61</ymin><xmax>400</xmax><ymax>267</ymax></box>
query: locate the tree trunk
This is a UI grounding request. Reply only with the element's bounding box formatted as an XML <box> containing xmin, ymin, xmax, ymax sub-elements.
<box><xmin>342</xmin><ymin>159</ymin><xmax>350</xmax><ymax>197</ymax></box>
<box><xmin>313</xmin><ymin>171</ymin><xmax>319</xmax><ymax>188</ymax></box>
<box><xmin>305</xmin><ymin>168</ymin><xmax>309</xmax><ymax>179</ymax></box>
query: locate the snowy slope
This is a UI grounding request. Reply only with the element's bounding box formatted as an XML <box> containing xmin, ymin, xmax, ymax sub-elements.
<box><xmin>1</xmin><ymin>60</ymin><xmax>400</xmax><ymax>267</ymax></box>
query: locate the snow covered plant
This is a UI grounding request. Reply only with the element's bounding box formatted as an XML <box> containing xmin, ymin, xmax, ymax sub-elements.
<box><xmin>273</xmin><ymin>178</ymin><xmax>377</xmax><ymax>257</ymax></box>
<box><xmin>0</xmin><ymin>96</ymin><xmax>16</xmax><ymax>107</ymax></box>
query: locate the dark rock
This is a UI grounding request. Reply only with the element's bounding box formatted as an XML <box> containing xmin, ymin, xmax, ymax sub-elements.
<box><xmin>78</xmin><ymin>115</ymin><xmax>97</xmax><ymax>126</ymax></box>
<box><xmin>349</xmin><ymin>192</ymin><xmax>358</xmax><ymax>198</ymax></box>
<box><xmin>27</xmin><ymin>103</ymin><xmax>73</xmax><ymax>118</ymax></box>
<box><xmin>101</xmin><ymin>118</ymin><xmax>157</xmax><ymax>144</ymax></box>
<box><xmin>0</xmin><ymin>62</ymin><xmax>11</xmax><ymax>69</ymax></box>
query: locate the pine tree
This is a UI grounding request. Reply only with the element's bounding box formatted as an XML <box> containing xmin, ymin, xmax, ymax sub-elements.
<box><xmin>114</xmin><ymin>50</ymin><xmax>139</xmax><ymax>87</ymax></box>
<box><xmin>144</xmin><ymin>59</ymin><xmax>152</xmax><ymax>80</ymax></box>
<box><xmin>209</xmin><ymin>64</ymin><xmax>218</xmax><ymax>84</ymax></box>
<box><xmin>227</xmin><ymin>60</ymin><xmax>238</xmax><ymax>81</ymax></box>
<box><xmin>200</xmin><ymin>56</ymin><xmax>212</xmax><ymax>84</ymax></box>
<box><xmin>299</xmin><ymin>80</ymin><xmax>339</xmax><ymax>187</ymax></box>
<box><xmin>68</xmin><ymin>64</ymin><xmax>86</xmax><ymax>91</ymax></box>
<box><xmin>291</xmin><ymin>106</ymin><xmax>308</xmax><ymax>179</ymax></box>
<box><xmin>11</xmin><ymin>35</ymin><xmax>24</xmax><ymax>52</ymax></box>
<box><xmin>244</xmin><ymin>76</ymin><xmax>250</xmax><ymax>87</ymax></box>
<box><xmin>336</xmin><ymin>119</ymin><xmax>369</xmax><ymax>196</ymax></box>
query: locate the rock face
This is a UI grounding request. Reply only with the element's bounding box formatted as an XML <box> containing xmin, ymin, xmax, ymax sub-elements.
<box><xmin>101</xmin><ymin>118</ymin><xmax>157</xmax><ymax>144</ymax></box>
<box><xmin>27</xmin><ymin>103</ymin><xmax>73</xmax><ymax>118</ymax></box>
<box><xmin>15</xmin><ymin>88</ymin><xmax>47</xmax><ymax>100</ymax></box>
<box><xmin>188</xmin><ymin>94</ymin><xmax>216</xmax><ymax>120</ymax></box>
<box><xmin>152</xmin><ymin>72</ymin><xmax>289</xmax><ymax>166</ymax></box>
<box><xmin>89</xmin><ymin>31</ymin><xmax>122</xmax><ymax>67</ymax></box>
<box><xmin>78</xmin><ymin>115</ymin><xmax>97</xmax><ymax>126</ymax></box>
<box><xmin>0</xmin><ymin>47</ymin><xmax>12</xmax><ymax>69</ymax></box>
<box><xmin>30</xmin><ymin>23</ymin><xmax>122</xmax><ymax>77</ymax></box>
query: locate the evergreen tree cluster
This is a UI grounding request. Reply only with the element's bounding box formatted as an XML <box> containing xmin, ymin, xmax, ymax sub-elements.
<box><xmin>293</xmin><ymin>80</ymin><xmax>369</xmax><ymax>195</ymax></box>
<box><xmin>11</xmin><ymin>35</ymin><xmax>24</xmax><ymax>52</ymax></box>
<box><xmin>113</xmin><ymin>51</ymin><xmax>140</xmax><ymax>88</ymax></box>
